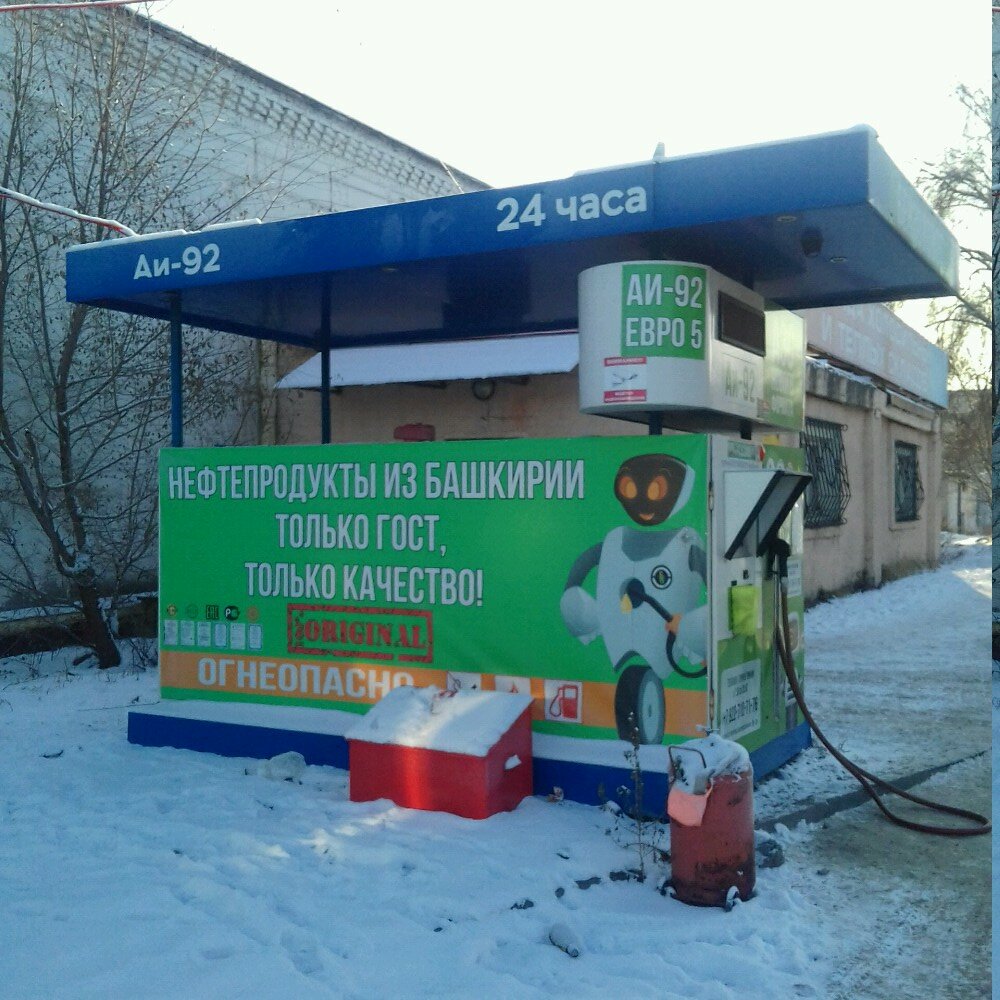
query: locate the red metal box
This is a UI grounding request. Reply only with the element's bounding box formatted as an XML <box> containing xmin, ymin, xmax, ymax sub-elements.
<box><xmin>347</xmin><ymin>686</ymin><xmax>533</xmax><ymax>820</ymax></box>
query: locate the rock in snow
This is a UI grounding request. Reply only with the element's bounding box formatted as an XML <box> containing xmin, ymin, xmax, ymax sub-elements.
<box><xmin>258</xmin><ymin>750</ymin><xmax>307</xmax><ymax>782</ymax></box>
<box><xmin>548</xmin><ymin>922</ymin><xmax>582</xmax><ymax>958</ymax></box>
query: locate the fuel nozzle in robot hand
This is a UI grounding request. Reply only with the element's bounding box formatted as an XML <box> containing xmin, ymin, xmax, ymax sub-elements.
<box><xmin>620</xmin><ymin>577</ymin><xmax>674</xmax><ymax>622</ymax></box>
<box><xmin>620</xmin><ymin>578</ymin><xmax>706</xmax><ymax>679</ymax></box>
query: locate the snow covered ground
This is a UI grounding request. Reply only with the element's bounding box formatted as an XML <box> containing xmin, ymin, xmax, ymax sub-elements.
<box><xmin>2</xmin><ymin>539</ymin><xmax>991</xmax><ymax>999</ymax></box>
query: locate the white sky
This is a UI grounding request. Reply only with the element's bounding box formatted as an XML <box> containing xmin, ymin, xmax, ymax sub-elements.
<box><xmin>151</xmin><ymin>0</ymin><xmax>988</xmax><ymax>190</ymax></box>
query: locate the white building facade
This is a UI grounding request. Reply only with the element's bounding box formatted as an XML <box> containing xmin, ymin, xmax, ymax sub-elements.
<box><xmin>0</xmin><ymin>9</ymin><xmax>483</xmax><ymax>610</ymax></box>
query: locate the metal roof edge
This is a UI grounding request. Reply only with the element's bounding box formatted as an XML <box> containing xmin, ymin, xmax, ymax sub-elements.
<box><xmin>865</xmin><ymin>134</ymin><xmax>960</xmax><ymax>296</ymax></box>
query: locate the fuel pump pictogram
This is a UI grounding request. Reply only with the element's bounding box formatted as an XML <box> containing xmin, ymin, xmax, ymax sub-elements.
<box><xmin>548</xmin><ymin>683</ymin><xmax>580</xmax><ymax>721</ymax></box>
<box><xmin>543</xmin><ymin>679</ymin><xmax>582</xmax><ymax>723</ymax></box>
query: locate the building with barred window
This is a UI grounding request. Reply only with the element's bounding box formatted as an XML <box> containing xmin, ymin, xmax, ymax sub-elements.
<box><xmin>795</xmin><ymin>305</ymin><xmax>945</xmax><ymax>599</ymax></box>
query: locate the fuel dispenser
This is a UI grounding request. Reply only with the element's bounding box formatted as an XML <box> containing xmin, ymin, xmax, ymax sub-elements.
<box><xmin>576</xmin><ymin>261</ymin><xmax>810</xmax><ymax>755</ymax></box>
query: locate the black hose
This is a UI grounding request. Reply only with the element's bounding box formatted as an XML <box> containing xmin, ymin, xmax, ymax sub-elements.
<box><xmin>774</xmin><ymin>578</ymin><xmax>990</xmax><ymax>837</ymax></box>
<box><xmin>666</xmin><ymin>632</ymin><xmax>706</xmax><ymax>678</ymax></box>
<box><xmin>625</xmin><ymin>578</ymin><xmax>706</xmax><ymax>679</ymax></box>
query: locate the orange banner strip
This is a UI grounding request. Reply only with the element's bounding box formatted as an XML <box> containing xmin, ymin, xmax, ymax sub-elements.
<box><xmin>160</xmin><ymin>650</ymin><xmax>706</xmax><ymax>738</ymax></box>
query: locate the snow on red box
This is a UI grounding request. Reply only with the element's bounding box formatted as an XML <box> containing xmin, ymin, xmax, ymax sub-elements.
<box><xmin>346</xmin><ymin>686</ymin><xmax>534</xmax><ymax>820</ymax></box>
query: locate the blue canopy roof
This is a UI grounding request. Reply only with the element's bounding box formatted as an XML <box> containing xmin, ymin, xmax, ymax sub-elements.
<box><xmin>65</xmin><ymin>126</ymin><xmax>957</xmax><ymax>351</ymax></box>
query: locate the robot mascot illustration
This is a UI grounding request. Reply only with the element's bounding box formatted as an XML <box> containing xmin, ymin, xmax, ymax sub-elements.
<box><xmin>559</xmin><ymin>453</ymin><xmax>707</xmax><ymax>744</ymax></box>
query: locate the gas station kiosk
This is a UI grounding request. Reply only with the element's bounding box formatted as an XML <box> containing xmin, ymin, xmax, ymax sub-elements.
<box><xmin>65</xmin><ymin>126</ymin><xmax>957</xmax><ymax>810</ymax></box>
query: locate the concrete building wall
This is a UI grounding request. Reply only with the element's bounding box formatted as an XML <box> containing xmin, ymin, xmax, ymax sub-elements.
<box><xmin>109</xmin><ymin>16</ymin><xmax>486</xmax><ymax>222</ymax></box>
<box><xmin>941</xmin><ymin>481</ymin><xmax>991</xmax><ymax>534</ymax></box>
<box><xmin>276</xmin><ymin>368</ymin><xmax>644</xmax><ymax>445</ymax></box>
<box><xmin>802</xmin><ymin>391</ymin><xmax>870</xmax><ymax>598</ymax></box>
<box><xmin>802</xmin><ymin>363</ymin><xmax>940</xmax><ymax>601</ymax></box>
<box><xmin>938</xmin><ymin>388</ymin><xmax>992</xmax><ymax>534</ymax></box>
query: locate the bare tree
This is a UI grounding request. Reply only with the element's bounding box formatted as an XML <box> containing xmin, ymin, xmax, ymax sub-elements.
<box><xmin>0</xmin><ymin>9</ymin><xmax>288</xmax><ymax>666</ymax></box>
<box><xmin>918</xmin><ymin>87</ymin><xmax>991</xmax><ymax>392</ymax></box>
<box><xmin>916</xmin><ymin>86</ymin><xmax>992</xmax><ymax>541</ymax></box>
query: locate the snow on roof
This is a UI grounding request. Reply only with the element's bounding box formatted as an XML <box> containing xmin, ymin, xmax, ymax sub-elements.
<box><xmin>276</xmin><ymin>333</ymin><xmax>579</xmax><ymax>390</ymax></box>
<box><xmin>345</xmin><ymin>685</ymin><xmax>532</xmax><ymax>757</ymax></box>
<box><xmin>807</xmin><ymin>355</ymin><xmax>877</xmax><ymax>388</ymax></box>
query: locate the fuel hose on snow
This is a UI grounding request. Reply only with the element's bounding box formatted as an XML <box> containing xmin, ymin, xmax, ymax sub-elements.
<box><xmin>769</xmin><ymin>539</ymin><xmax>990</xmax><ymax>838</ymax></box>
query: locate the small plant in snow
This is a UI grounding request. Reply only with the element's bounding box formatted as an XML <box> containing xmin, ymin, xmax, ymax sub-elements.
<box><xmin>603</xmin><ymin>712</ymin><xmax>668</xmax><ymax>883</ymax></box>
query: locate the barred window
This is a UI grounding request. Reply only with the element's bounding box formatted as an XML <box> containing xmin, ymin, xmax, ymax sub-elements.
<box><xmin>800</xmin><ymin>418</ymin><xmax>850</xmax><ymax>528</ymax></box>
<box><xmin>894</xmin><ymin>442</ymin><xmax>923</xmax><ymax>522</ymax></box>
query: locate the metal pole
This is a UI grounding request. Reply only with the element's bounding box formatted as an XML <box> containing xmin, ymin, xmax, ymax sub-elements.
<box><xmin>320</xmin><ymin>280</ymin><xmax>332</xmax><ymax>445</ymax></box>
<box><xmin>648</xmin><ymin>411</ymin><xmax>663</xmax><ymax>436</ymax></box>
<box><xmin>169</xmin><ymin>293</ymin><xmax>183</xmax><ymax>447</ymax></box>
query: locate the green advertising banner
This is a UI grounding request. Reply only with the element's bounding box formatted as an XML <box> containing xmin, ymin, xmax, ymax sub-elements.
<box><xmin>159</xmin><ymin>436</ymin><xmax>711</xmax><ymax>745</ymax></box>
<box><xmin>761</xmin><ymin>309</ymin><xmax>805</xmax><ymax>431</ymax></box>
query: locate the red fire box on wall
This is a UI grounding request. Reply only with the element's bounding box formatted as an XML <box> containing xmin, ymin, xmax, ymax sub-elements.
<box><xmin>346</xmin><ymin>686</ymin><xmax>533</xmax><ymax>820</ymax></box>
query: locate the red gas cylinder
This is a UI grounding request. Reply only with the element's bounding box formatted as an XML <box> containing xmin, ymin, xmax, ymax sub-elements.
<box><xmin>667</xmin><ymin>735</ymin><xmax>755</xmax><ymax>909</ymax></box>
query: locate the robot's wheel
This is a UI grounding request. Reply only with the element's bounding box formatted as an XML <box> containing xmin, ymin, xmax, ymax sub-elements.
<box><xmin>614</xmin><ymin>665</ymin><xmax>665</xmax><ymax>744</ymax></box>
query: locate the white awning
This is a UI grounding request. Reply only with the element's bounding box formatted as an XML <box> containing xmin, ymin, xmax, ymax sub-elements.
<box><xmin>276</xmin><ymin>333</ymin><xmax>579</xmax><ymax>390</ymax></box>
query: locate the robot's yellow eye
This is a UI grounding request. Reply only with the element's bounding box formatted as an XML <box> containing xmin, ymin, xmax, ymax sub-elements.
<box><xmin>617</xmin><ymin>475</ymin><xmax>637</xmax><ymax>500</ymax></box>
<box><xmin>647</xmin><ymin>475</ymin><xmax>668</xmax><ymax>501</ymax></box>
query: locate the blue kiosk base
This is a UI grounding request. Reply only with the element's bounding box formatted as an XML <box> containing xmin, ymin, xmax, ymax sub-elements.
<box><xmin>128</xmin><ymin>701</ymin><xmax>811</xmax><ymax>816</ymax></box>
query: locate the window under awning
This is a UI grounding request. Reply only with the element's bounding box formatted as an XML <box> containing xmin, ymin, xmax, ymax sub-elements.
<box><xmin>276</xmin><ymin>332</ymin><xmax>579</xmax><ymax>390</ymax></box>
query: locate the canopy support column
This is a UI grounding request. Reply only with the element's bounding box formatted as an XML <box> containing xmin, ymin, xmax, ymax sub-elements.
<box><xmin>170</xmin><ymin>293</ymin><xmax>183</xmax><ymax>447</ymax></box>
<box><xmin>320</xmin><ymin>280</ymin><xmax>332</xmax><ymax>445</ymax></box>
